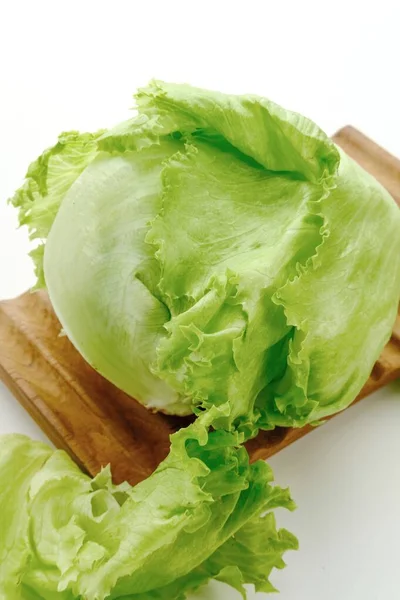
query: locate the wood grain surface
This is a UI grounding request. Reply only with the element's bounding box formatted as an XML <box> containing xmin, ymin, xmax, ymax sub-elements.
<box><xmin>0</xmin><ymin>126</ymin><xmax>399</xmax><ymax>484</ymax></box>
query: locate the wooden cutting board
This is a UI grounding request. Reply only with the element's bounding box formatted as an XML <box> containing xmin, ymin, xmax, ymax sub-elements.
<box><xmin>0</xmin><ymin>126</ymin><xmax>399</xmax><ymax>485</ymax></box>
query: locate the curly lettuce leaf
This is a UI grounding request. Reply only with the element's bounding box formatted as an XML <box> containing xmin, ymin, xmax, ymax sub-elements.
<box><xmin>266</xmin><ymin>148</ymin><xmax>400</xmax><ymax>425</ymax></box>
<box><xmin>10</xmin><ymin>131</ymin><xmax>101</xmax><ymax>287</ymax></box>
<box><xmin>128</xmin><ymin>512</ymin><xmax>297</xmax><ymax>600</ymax></box>
<box><xmin>146</xmin><ymin>141</ymin><xmax>325</xmax><ymax>434</ymax></box>
<box><xmin>135</xmin><ymin>79</ymin><xmax>338</xmax><ymax>182</ymax></box>
<box><xmin>0</xmin><ymin>435</ymin><xmax>53</xmax><ymax>598</ymax></box>
<box><xmin>0</xmin><ymin>411</ymin><xmax>296</xmax><ymax>599</ymax></box>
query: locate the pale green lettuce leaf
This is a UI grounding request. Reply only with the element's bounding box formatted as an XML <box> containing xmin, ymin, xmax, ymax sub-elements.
<box><xmin>97</xmin><ymin>113</ymin><xmax>163</xmax><ymax>154</ymax></box>
<box><xmin>266</xmin><ymin>148</ymin><xmax>400</xmax><ymax>425</ymax></box>
<box><xmin>147</xmin><ymin>141</ymin><xmax>325</xmax><ymax>434</ymax></box>
<box><xmin>135</xmin><ymin>80</ymin><xmax>339</xmax><ymax>182</ymax></box>
<box><xmin>0</xmin><ymin>435</ymin><xmax>53</xmax><ymax>600</ymax></box>
<box><xmin>10</xmin><ymin>131</ymin><xmax>101</xmax><ymax>287</ymax></box>
<box><xmin>126</xmin><ymin>512</ymin><xmax>297</xmax><ymax>600</ymax></box>
<box><xmin>0</xmin><ymin>410</ymin><xmax>296</xmax><ymax>599</ymax></box>
<box><xmin>43</xmin><ymin>139</ymin><xmax>192</xmax><ymax>415</ymax></box>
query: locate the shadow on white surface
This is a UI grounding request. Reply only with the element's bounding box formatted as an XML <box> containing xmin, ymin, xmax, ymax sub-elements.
<box><xmin>189</xmin><ymin>580</ymin><xmax>244</xmax><ymax>599</ymax></box>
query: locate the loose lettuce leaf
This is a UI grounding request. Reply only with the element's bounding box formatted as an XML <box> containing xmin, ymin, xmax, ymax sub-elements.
<box><xmin>11</xmin><ymin>80</ymin><xmax>400</xmax><ymax>432</ymax></box>
<box><xmin>146</xmin><ymin>141</ymin><xmax>325</xmax><ymax>434</ymax></box>
<box><xmin>43</xmin><ymin>139</ymin><xmax>192</xmax><ymax>415</ymax></box>
<box><xmin>0</xmin><ymin>435</ymin><xmax>53</xmax><ymax>598</ymax></box>
<box><xmin>135</xmin><ymin>80</ymin><xmax>338</xmax><ymax>182</ymax></box>
<box><xmin>0</xmin><ymin>410</ymin><xmax>296</xmax><ymax>599</ymax></box>
<box><xmin>128</xmin><ymin>512</ymin><xmax>297</xmax><ymax>600</ymax></box>
<box><xmin>10</xmin><ymin>131</ymin><xmax>101</xmax><ymax>287</ymax></box>
<box><xmin>267</xmin><ymin>148</ymin><xmax>400</xmax><ymax>425</ymax></box>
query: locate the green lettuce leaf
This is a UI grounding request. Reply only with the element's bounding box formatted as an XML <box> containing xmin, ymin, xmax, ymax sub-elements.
<box><xmin>0</xmin><ymin>434</ymin><xmax>53</xmax><ymax>599</ymax></box>
<box><xmin>267</xmin><ymin>148</ymin><xmax>400</xmax><ymax>425</ymax></box>
<box><xmin>0</xmin><ymin>410</ymin><xmax>296</xmax><ymax>599</ymax></box>
<box><xmin>146</xmin><ymin>140</ymin><xmax>326</xmax><ymax>434</ymax></box>
<box><xmin>43</xmin><ymin>139</ymin><xmax>192</xmax><ymax>415</ymax></box>
<box><xmin>135</xmin><ymin>79</ymin><xmax>338</xmax><ymax>182</ymax></box>
<box><xmin>10</xmin><ymin>130</ymin><xmax>102</xmax><ymax>287</ymax></box>
<box><xmin>127</xmin><ymin>512</ymin><xmax>297</xmax><ymax>600</ymax></box>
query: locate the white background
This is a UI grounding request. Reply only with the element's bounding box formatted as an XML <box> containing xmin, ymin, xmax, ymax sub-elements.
<box><xmin>0</xmin><ymin>2</ymin><xmax>399</xmax><ymax>599</ymax></box>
